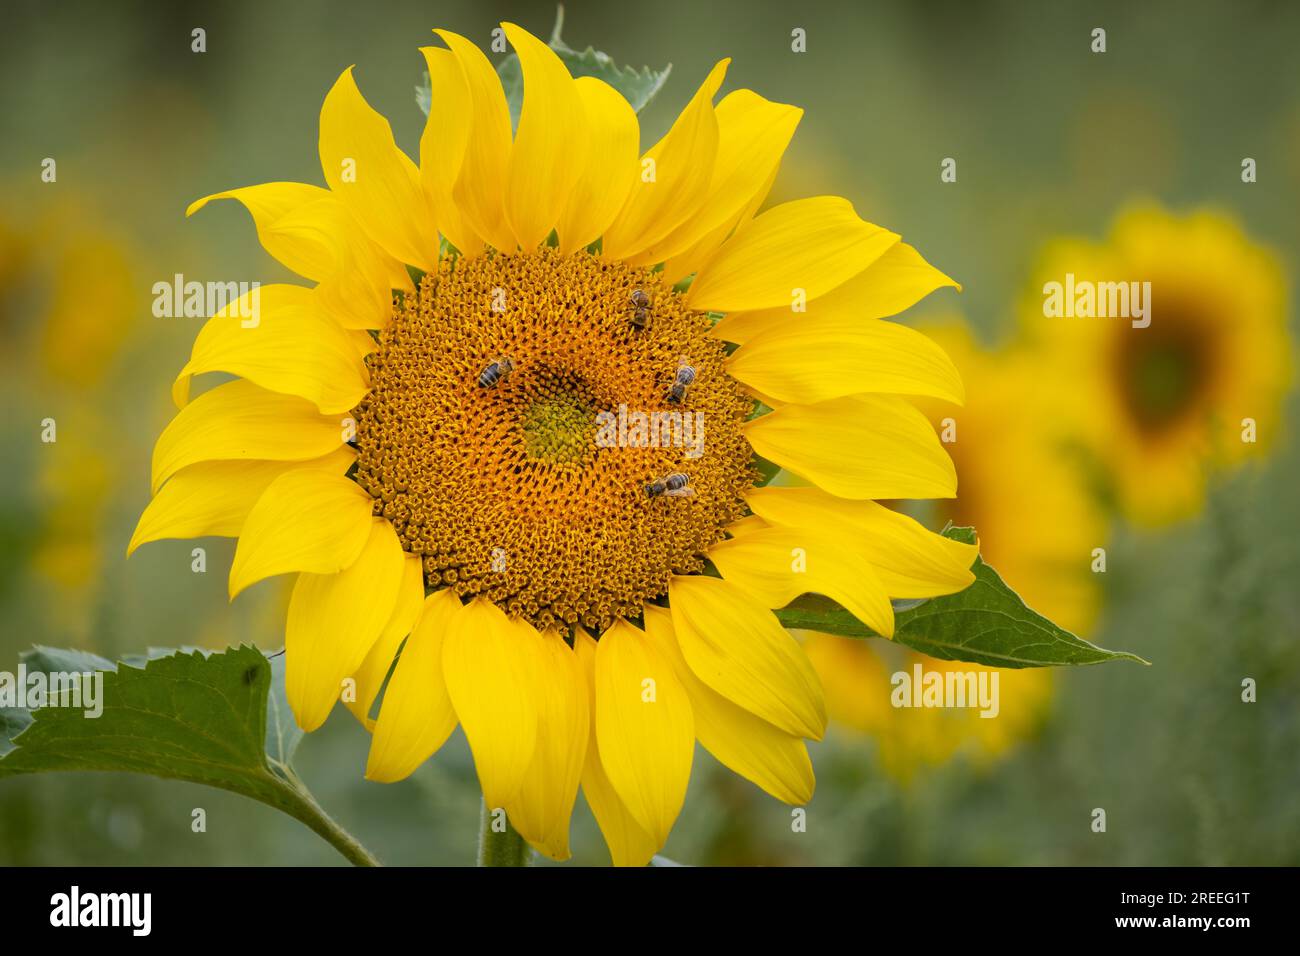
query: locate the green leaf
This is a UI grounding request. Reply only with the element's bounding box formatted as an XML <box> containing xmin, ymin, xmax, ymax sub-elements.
<box><xmin>0</xmin><ymin>645</ymin><xmax>376</xmax><ymax>865</ymax></box>
<box><xmin>418</xmin><ymin>6</ymin><xmax>672</xmax><ymax>128</ymax></box>
<box><xmin>776</xmin><ymin>526</ymin><xmax>1149</xmax><ymax>668</ymax></box>
<box><xmin>415</xmin><ymin>72</ymin><xmax>432</xmax><ymax>117</ymax></box>
<box><xmin>0</xmin><ymin>709</ymin><xmax>31</xmax><ymax>755</ymax></box>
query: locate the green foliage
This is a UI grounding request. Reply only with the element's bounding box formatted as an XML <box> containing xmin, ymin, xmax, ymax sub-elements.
<box><xmin>417</xmin><ymin>6</ymin><xmax>672</xmax><ymax>127</ymax></box>
<box><xmin>775</xmin><ymin>527</ymin><xmax>1148</xmax><ymax>668</ymax></box>
<box><xmin>0</xmin><ymin>645</ymin><xmax>375</xmax><ymax>865</ymax></box>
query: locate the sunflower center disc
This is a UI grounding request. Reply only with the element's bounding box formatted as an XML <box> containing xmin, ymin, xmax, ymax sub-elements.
<box><xmin>351</xmin><ymin>248</ymin><xmax>756</xmax><ymax>632</ymax></box>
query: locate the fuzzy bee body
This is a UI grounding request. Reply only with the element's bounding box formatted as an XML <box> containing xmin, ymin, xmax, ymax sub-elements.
<box><xmin>645</xmin><ymin>472</ymin><xmax>695</xmax><ymax>498</ymax></box>
<box><xmin>629</xmin><ymin>289</ymin><xmax>651</xmax><ymax>330</ymax></box>
<box><xmin>477</xmin><ymin>356</ymin><xmax>515</xmax><ymax>388</ymax></box>
<box><xmin>666</xmin><ymin>360</ymin><xmax>696</xmax><ymax>404</ymax></box>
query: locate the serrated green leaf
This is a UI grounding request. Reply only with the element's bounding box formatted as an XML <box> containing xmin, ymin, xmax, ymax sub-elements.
<box><xmin>418</xmin><ymin>7</ymin><xmax>671</xmax><ymax>127</ymax></box>
<box><xmin>0</xmin><ymin>709</ymin><xmax>32</xmax><ymax>755</ymax></box>
<box><xmin>0</xmin><ymin>645</ymin><xmax>375</xmax><ymax>864</ymax></box>
<box><xmin>776</xmin><ymin>526</ymin><xmax>1148</xmax><ymax>668</ymax></box>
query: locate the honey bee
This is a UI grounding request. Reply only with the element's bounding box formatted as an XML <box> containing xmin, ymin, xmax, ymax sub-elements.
<box><xmin>629</xmin><ymin>289</ymin><xmax>651</xmax><ymax>330</ymax></box>
<box><xmin>477</xmin><ymin>356</ymin><xmax>515</xmax><ymax>388</ymax></box>
<box><xmin>666</xmin><ymin>358</ymin><xmax>696</xmax><ymax>404</ymax></box>
<box><xmin>645</xmin><ymin>472</ymin><xmax>695</xmax><ymax>498</ymax></box>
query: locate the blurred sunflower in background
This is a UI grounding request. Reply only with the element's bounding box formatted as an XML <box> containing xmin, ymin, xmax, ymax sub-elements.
<box><xmin>0</xmin><ymin>199</ymin><xmax>140</xmax><ymax>641</ymax></box>
<box><xmin>803</xmin><ymin>322</ymin><xmax>1106</xmax><ymax>780</ymax></box>
<box><xmin>1019</xmin><ymin>204</ymin><xmax>1292</xmax><ymax>527</ymax></box>
<box><xmin>129</xmin><ymin>23</ymin><xmax>974</xmax><ymax>864</ymax></box>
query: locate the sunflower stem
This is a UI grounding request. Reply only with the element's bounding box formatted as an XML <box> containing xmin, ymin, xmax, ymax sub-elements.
<box><xmin>477</xmin><ymin>797</ymin><xmax>533</xmax><ymax>866</ymax></box>
<box><xmin>272</xmin><ymin>766</ymin><xmax>381</xmax><ymax>867</ymax></box>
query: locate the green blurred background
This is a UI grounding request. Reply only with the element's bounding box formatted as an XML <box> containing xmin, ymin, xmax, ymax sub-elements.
<box><xmin>1</xmin><ymin>0</ymin><xmax>1297</xmax><ymax>865</ymax></box>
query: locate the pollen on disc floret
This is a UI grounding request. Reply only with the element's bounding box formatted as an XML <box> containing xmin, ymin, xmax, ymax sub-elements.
<box><xmin>351</xmin><ymin>248</ymin><xmax>757</xmax><ymax>632</ymax></box>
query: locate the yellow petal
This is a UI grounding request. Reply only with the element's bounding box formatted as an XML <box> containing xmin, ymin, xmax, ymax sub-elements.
<box><xmin>172</xmin><ymin>284</ymin><xmax>369</xmax><ymax>414</ymax></box>
<box><xmin>150</xmin><ymin>379</ymin><xmax>347</xmax><ymax>494</ymax></box>
<box><xmin>713</xmin><ymin>241</ymin><xmax>960</xmax><ymax>345</ymax></box>
<box><xmin>601</xmin><ymin>60</ymin><xmax>729</xmax><ymax>260</ymax></box>
<box><xmin>707</xmin><ymin>524</ymin><xmax>895</xmax><ymax>637</ymax></box>
<box><xmin>575</xmin><ymin>631</ymin><xmax>659</xmax><ymax>867</ymax></box>
<box><xmin>185</xmin><ymin>182</ymin><xmax>337</xmax><ymax>281</ymax></box>
<box><xmin>505</xmin><ymin>630</ymin><xmax>589</xmax><ymax>860</ymax></box>
<box><xmin>663</xmin><ymin>162</ymin><xmax>776</xmax><ymax>285</ymax></box>
<box><xmin>594</xmin><ymin>619</ymin><xmax>694</xmax><ymax>848</ymax></box>
<box><xmin>228</xmin><ymin>470</ymin><xmax>376</xmax><ymax>598</ymax></box>
<box><xmin>668</xmin><ymin>575</ymin><xmax>826</xmax><ymax>739</ymax></box>
<box><xmin>721</xmin><ymin>514</ymin><xmax>768</xmax><ymax>538</ymax></box>
<box><xmin>418</xmin><ymin>47</ymin><xmax>484</xmax><ymax>256</ymax></box>
<box><xmin>345</xmin><ymin>552</ymin><xmax>426</xmax><ymax>727</ymax></box>
<box><xmin>286</xmin><ymin>518</ymin><xmax>405</xmax><ymax>731</ymax></box>
<box><xmin>501</xmin><ymin>22</ymin><xmax>584</xmax><ymax>250</ymax></box>
<box><xmin>366</xmin><ymin>588</ymin><xmax>461</xmax><ymax>782</ymax></box>
<box><xmin>435</xmin><ymin>29</ymin><xmax>517</xmax><ymax>252</ymax></box>
<box><xmin>727</xmin><ymin>316</ymin><xmax>964</xmax><ymax>406</ymax></box>
<box><xmin>268</xmin><ymin>197</ymin><xmax>407</xmax><ymax>330</ymax></box>
<box><xmin>440</xmin><ymin>597</ymin><xmax>538</xmax><ymax>809</ymax></box>
<box><xmin>743</xmin><ymin>394</ymin><xmax>957</xmax><ymax>500</ymax></box>
<box><xmin>687</xmin><ymin>197</ymin><xmax>899</xmax><ymax>313</ymax></box>
<box><xmin>554</xmin><ymin>77</ymin><xmax>639</xmax><ymax>255</ymax></box>
<box><xmin>745</xmin><ymin>485</ymin><xmax>978</xmax><ymax>598</ymax></box>
<box><xmin>128</xmin><ymin>447</ymin><xmax>354</xmax><ymax>556</ymax></box>
<box><xmin>633</xmin><ymin>89</ymin><xmax>801</xmax><ymax>267</ymax></box>
<box><xmin>319</xmin><ymin>67</ymin><xmax>438</xmax><ymax>270</ymax></box>
<box><xmin>642</xmin><ymin>606</ymin><xmax>813</xmax><ymax>804</ymax></box>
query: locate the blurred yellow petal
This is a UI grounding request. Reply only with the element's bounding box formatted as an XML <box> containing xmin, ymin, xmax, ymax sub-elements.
<box><xmin>746</xmin><ymin>486</ymin><xmax>977</xmax><ymax>598</ymax></box>
<box><xmin>554</xmin><ymin>77</ymin><xmax>639</xmax><ymax>255</ymax></box>
<box><xmin>150</xmin><ymin>379</ymin><xmax>346</xmax><ymax>494</ymax></box>
<box><xmin>575</xmin><ymin>631</ymin><xmax>658</xmax><ymax>867</ymax></box>
<box><xmin>744</xmin><ymin>394</ymin><xmax>956</xmax><ymax>500</ymax></box>
<box><xmin>714</xmin><ymin>241</ymin><xmax>959</xmax><ymax>345</ymax></box>
<box><xmin>173</xmin><ymin>284</ymin><xmax>369</xmax><ymax>414</ymax></box>
<box><xmin>601</xmin><ymin>60</ymin><xmax>729</xmax><ymax>259</ymax></box>
<box><xmin>319</xmin><ymin>67</ymin><xmax>438</xmax><ymax>270</ymax></box>
<box><xmin>286</xmin><ymin>518</ymin><xmax>405</xmax><ymax>731</ymax></box>
<box><xmin>366</xmin><ymin>588</ymin><xmax>461</xmax><ymax>782</ymax></box>
<box><xmin>634</xmin><ymin>90</ymin><xmax>801</xmax><ymax>266</ymax></box>
<box><xmin>505</xmin><ymin>630</ymin><xmax>589</xmax><ymax>860</ymax></box>
<box><xmin>727</xmin><ymin>317</ymin><xmax>964</xmax><ymax>406</ymax></box>
<box><xmin>594</xmin><ymin>618</ymin><xmax>694</xmax><ymax>848</ymax></box>
<box><xmin>707</xmin><ymin>524</ymin><xmax>895</xmax><ymax>637</ymax></box>
<box><xmin>128</xmin><ymin>447</ymin><xmax>354</xmax><ymax>556</ymax></box>
<box><xmin>502</xmin><ymin>22</ymin><xmax>584</xmax><ymax>250</ymax></box>
<box><xmin>228</xmin><ymin>470</ymin><xmax>375</xmax><ymax>598</ymax></box>
<box><xmin>668</xmin><ymin>575</ymin><xmax>825</xmax><ymax>739</ymax></box>
<box><xmin>441</xmin><ymin>597</ymin><xmax>538</xmax><ymax>809</ymax></box>
<box><xmin>643</xmin><ymin>606</ymin><xmax>813</xmax><ymax>804</ymax></box>
<box><xmin>185</xmin><ymin>182</ymin><xmax>336</xmax><ymax>281</ymax></box>
<box><xmin>418</xmin><ymin>47</ymin><xmax>484</xmax><ymax>256</ymax></box>
<box><xmin>687</xmin><ymin>197</ymin><xmax>899</xmax><ymax>313</ymax></box>
<box><xmin>345</xmin><ymin>552</ymin><xmax>425</xmax><ymax>727</ymax></box>
<box><xmin>435</xmin><ymin>29</ymin><xmax>516</xmax><ymax>252</ymax></box>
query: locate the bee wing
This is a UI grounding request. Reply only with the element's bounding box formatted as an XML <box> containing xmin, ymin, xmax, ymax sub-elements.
<box><xmin>663</xmin><ymin>486</ymin><xmax>696</xmax><ymax>498</ymax></box>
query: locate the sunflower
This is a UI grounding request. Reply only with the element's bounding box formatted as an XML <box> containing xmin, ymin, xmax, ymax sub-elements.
<box><xmin>130</xmin><ymin>23</ymin><xmax>973</xmax><ymax>865</ymax></box>
<box><xmin>1020</xmin><ymin>204</ymin><xmax>1292</xmax><ymax>526</ymax></box>
<box><xmin>802</xmin><ymin>322</ymin><xmax>1106</xmax><ymax>781</ymax></box>
<box><xmin>1</xmin><ymin>199</ymin><xmax>140</xmax><ymax>640</ymax></box>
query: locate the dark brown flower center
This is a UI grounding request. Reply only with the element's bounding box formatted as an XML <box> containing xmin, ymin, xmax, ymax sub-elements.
<box><xmin>351</xmin><ymin>248</ymin><xmax>756</xmax><ymax>632</ymax></box>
